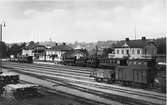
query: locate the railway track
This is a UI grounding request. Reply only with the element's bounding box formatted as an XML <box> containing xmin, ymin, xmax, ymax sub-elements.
<box><xmin>3</xmin><ymin>62</ymin><xmax>164</xmax><ymax>93</ymax></box>
<box><xmin>3</xmin><ymin>62</ymin><xmax>93</xmax><ymax>80</ymax></box>
<box><xmin>8</xmin><ymin>62</ymin><xmax>94</xmax><ymax>72</ymax></box>
<box><xmin>2</xmin><ymin>62</ymin><xmax>166</xmax><ymax>105</ymax></box>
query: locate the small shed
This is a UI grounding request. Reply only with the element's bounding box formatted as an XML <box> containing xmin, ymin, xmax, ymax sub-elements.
<box><xmin>2</xmin><ymin>84</ymin><xmax>39</xmax><ymax>99</ymax></box>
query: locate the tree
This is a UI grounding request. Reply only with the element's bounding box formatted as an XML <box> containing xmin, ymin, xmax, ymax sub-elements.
<box><xmin>102</xmin><ymin>48</ymin><xmax>114</xmax><ymax>57</ymax></box>
<box><xmin>155</xmin><ymin>37</ymin><xmax>166</xmax><ymax>54</ymax></box>
<box><xmin>29</xmin><ymin>41</ymin><xmax>35</xmax><ymax>46</ymax></box>
<box><xmin>20</xmin><ymin>42</ymin><xmax>26</xmax><ymax>49</ymax></box>
<box><xmin>9</xmin><ymin>43</ymin><xmax>20</xmax><ymax>57</ymax></box>
<box><xmin>0</xmin><ymin>41</ymin><xmax>8</xmax><ymax>58</ymax></box>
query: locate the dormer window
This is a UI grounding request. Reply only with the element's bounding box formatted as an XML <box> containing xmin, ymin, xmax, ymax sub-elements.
<box><xmin>123</xmin><ymin>42</ymin><xmax>129</xmax><ymax>47</ymax></box>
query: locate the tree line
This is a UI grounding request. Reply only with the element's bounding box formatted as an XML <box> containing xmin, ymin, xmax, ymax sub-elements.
<box><xmin>0</xmin><ymin>42</ymin><xmax>26</xmax><ymax>58</ymax></box>
<box><xmin>0</xmin><ymin>37</ymin><xmax>166</xmax><ymax>58</ymax></box>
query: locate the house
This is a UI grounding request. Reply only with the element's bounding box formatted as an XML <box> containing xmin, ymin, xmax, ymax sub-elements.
<box><xmin>46</xmin><ymin>43</ymin><xmax>73</xmax><ymax>62</ymax></box>
<box><xmin>21</xmin><ymin>43</ymin><xmax>47</xmax><ymax>60</ymax></box>
<box><xmin>21</xmin><ymin>44</ymin><xmax>34</xmax><ymax>57</ymax></box>
<box><xmin>110</xmin><ymin>37</ymin><xmax>157</xmax><ymax>59</ymax></box>
<box><xmin>31</xmin><ymin>44</ymin><xmax>47</xmax><ymax>60</ymax></box>
<box><xmin>63</xmin><ymin>48</ymin><xmax>89</xmax><ymax>59</ymax></box>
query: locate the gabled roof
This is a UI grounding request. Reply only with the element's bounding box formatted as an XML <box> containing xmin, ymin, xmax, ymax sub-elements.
<box><xmin>63</xmin><ymin>49</ymin><xmax>89</xmax><ymax>57</ymax></box>
<box><xmin>23</xmin><ymin>43</ymin><xmax>47</xmax><ymax>50</ymax></box>
<box><xmin>114</xmin><ymin>39</ymin><xmax>156</xmax><ymax>48</ymax></box>
<box><xmin>23</xmin><ymin>44</ymin><xmax>34</xmax><ymax>50</ymax></box>
<box><xmin>31</xmin><ymin>44</ymin><xmax>47</xmax><ymax>49</ymax></box>
<box><xmin>47</xmin><ymin>45</ymin><xmax>73</xmax><ymax>51</ymax></box>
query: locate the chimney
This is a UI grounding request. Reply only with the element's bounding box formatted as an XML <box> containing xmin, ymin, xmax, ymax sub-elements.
<box><xmin>55</xmin><ymin>43</ymin><xmax>58</xmax><ymax>46</ymax></box>
<box><xmin>63</xmin><ymin>42</ymin><xmax>66</xmax><ymax>46</ymax></box>
<box><xmin>125</xmin><ymin>38</ymin><xmax>129</xmax><ymax>41</ymax></box>
<box><xmin>142</xmin><ymin>37</ymin><xmax>146</xmax><ymax>40</ymax></box>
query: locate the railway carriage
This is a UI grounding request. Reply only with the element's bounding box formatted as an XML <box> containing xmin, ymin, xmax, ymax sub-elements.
<box><xmin>115</xmin><ymin>59</ymin><xmax>156</xmax><ymax>87</ymax></box>
<box><xmin>9</xmin><ymin>55</ymin><xmax>17</xmax><ymax>62</ymax></box>
<box><xmin>75</xmin><ymin>57</ymin><xmax>88</xmax><ymax>67</ymax></box>
<box><xmin>86</xmin><ymin>57</ymin><xmax>99</xmax><ymax>68</ymax></box>
<box><xmin>62</xmin><ymin>56</ymin><xmax>76</xmax><ymax>66</ymax></box>
<box><xmin>17</xmin><ymin>56</ymin><xmax>33</xmax><ymax>63</ymax></box>
<box><xmin>98</xmin><ymin>58</ymin><xmax>127</xmax><ymax>69</ymax></box>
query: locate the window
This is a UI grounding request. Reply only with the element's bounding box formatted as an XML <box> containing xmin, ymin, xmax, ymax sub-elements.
<box><xmin>126</xmin><ymin>50</ymin><xmax>129</xmax><ymax>54</ymax></box>
<box><xmin>117</xmin><ymin>50</ymin><xmax>119</xmax><ymax>54</ymax></box>
<box><xmin>137</xmin><ymin>50</ymin><xmax>140</xmax><ymax>54</ymax></box>
<box><xmin>122</xmin><ymin>50</ymin><xmax>124</xmax><ymax>54</ymax></box>
<box><xmin>132</xmin><ymin>49</ymin><xmax>135</xmax><ymax>54</ymax></box>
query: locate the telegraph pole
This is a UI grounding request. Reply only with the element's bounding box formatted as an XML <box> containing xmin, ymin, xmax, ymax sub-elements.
<box><xmin>134</xmin><ymin>24</ymin><xmax>136</xmax><ymax>40</ymax></box>
<box><xmin>0</xmin><ymin>21</ymin><xmax>5</xmax><ymax>74</ymax></box>
<box><xmin>0</xmin><ymin>23</ymin><xmax>3</xmax><ymax>74</ymax></box>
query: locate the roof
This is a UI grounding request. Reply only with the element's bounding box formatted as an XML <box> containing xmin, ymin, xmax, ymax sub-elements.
<box><xmin>31</xmin><ymin>44</ymin><xmax>47</xmax><ymax>49</ymax></box>
<box><xmin>6</xmin><ymin>84</ymin><xmax>38</xmax><ymax>90</ymax></box>
<box><xmin>23</xmin><ymin>43</ymin><xmax>47</xmax><ymax>50</ymax></box>
<box><xmin>63</xmin><ymin>49</ymin><xmax>89</xmax><ymax>57</ymax></box>
<box><xmin>22</xmin><ymin>43</ymin><xmax>36</xmax><ymax>50</ymax></box>
<box><xmin>114</xmin><ymin>39</ymin><xmax>156</xmax><ymax>48</ymax></box>
<box><xmin>47</xmin><ymin>45</ymin><xmax>73</xmax><ymax>51</ymax></box>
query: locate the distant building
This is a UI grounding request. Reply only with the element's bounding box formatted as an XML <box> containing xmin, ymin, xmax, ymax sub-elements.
<box><xmin>31</xmin><ymin>44</ymin><xmax>47</xmax><ymax>60</ymax></box>
<box><xmin>63</xmin><ymin>48</ymin><xmax>89</xmax><ymax>59</ymax></box>
<box><xmin>46</xmin><ymin>43</ymin><xmax>73</xmax><ymax>62</ymax></box>
<box><xmin>21</xmin><ymin>43</ymin><xmax>47</xmax><ymax>61</ymax></box>
<box><xmin>110</xmin><ymin>37</ymin><xmax>157</xmax><ymax>59</ymax></box>
<box><xmin>21</xmin><ymin>44</ymin><xmax>34</xmax><ymax>57</ymax></box>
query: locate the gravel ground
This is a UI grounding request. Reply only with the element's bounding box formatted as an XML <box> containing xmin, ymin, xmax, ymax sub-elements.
<box><xmin>0</xmin><ymin>93</ymin><xmax>91</xmax><ymax>105</ymax></box>
<box><xmin>0</xmin><ymin>68</ymin><xmax>93</xmax><ymax>105</ymax></box>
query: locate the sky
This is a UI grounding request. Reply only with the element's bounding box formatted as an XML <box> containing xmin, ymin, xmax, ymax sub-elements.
<box><xmin>0</xmin><ymin>0</ymin><xmax>166</xmax><ymax>43</ymax></box>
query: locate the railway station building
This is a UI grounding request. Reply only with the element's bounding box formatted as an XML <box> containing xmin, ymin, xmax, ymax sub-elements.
<box><xmin>109</xmin><ymin>37</ymin><xmax>157</xmax><ymax>59</ymax></box>
<box><xmin>63</xmin><ymin>48</ymin><xmax>89</xmax><ymax>59</ymax></box>
<box><xmin>21</xmin><ymin>43</ymin><xmax>47</xmax><ymax>60</ymax></box>
<box><xmin>46</xmin><ymin>43</ymin><xmax>73</xmax><ymax>63</ymax></box>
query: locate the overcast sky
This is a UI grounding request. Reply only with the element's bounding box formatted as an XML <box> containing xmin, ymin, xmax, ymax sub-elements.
<box><xmin>0</xmin><ymin>0</ymin><xmax>166</xmax><ymax>43</ymax></box>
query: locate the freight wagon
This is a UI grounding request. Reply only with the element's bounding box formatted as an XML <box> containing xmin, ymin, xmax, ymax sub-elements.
<box><xmin>156</xmin><ymin>62</ymin><xmax>166</xmax><ymax>93</ymax></box>
<box><xmin>92</xmin><ymin>69</ymin><xmax>115</xmax><ymax>83</ymax></box>
<box><xmin>91</xmin><ymin>58</ymin><xmax>127</xmax><ymax>83</ymax></box>
<box><xmin>115</xmin><ymin>59</ymin><xmax>156</xmax><ymax>87</ymax></box>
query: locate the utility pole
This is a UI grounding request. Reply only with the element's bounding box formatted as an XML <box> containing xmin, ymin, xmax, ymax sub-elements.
<box><xmin>134</xmin><ymin>24</ymin><xmax>136</xmax><ymax>40</ymax></box>
<box><xmin>0</xmin><ymin>21</ymin><xmax>5</xmax><ymax>74</ymax></box>
<box><xmin>0</xmin><ymin>24</ymin><xmax>2</xmax><ymax>74</ymax></box>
